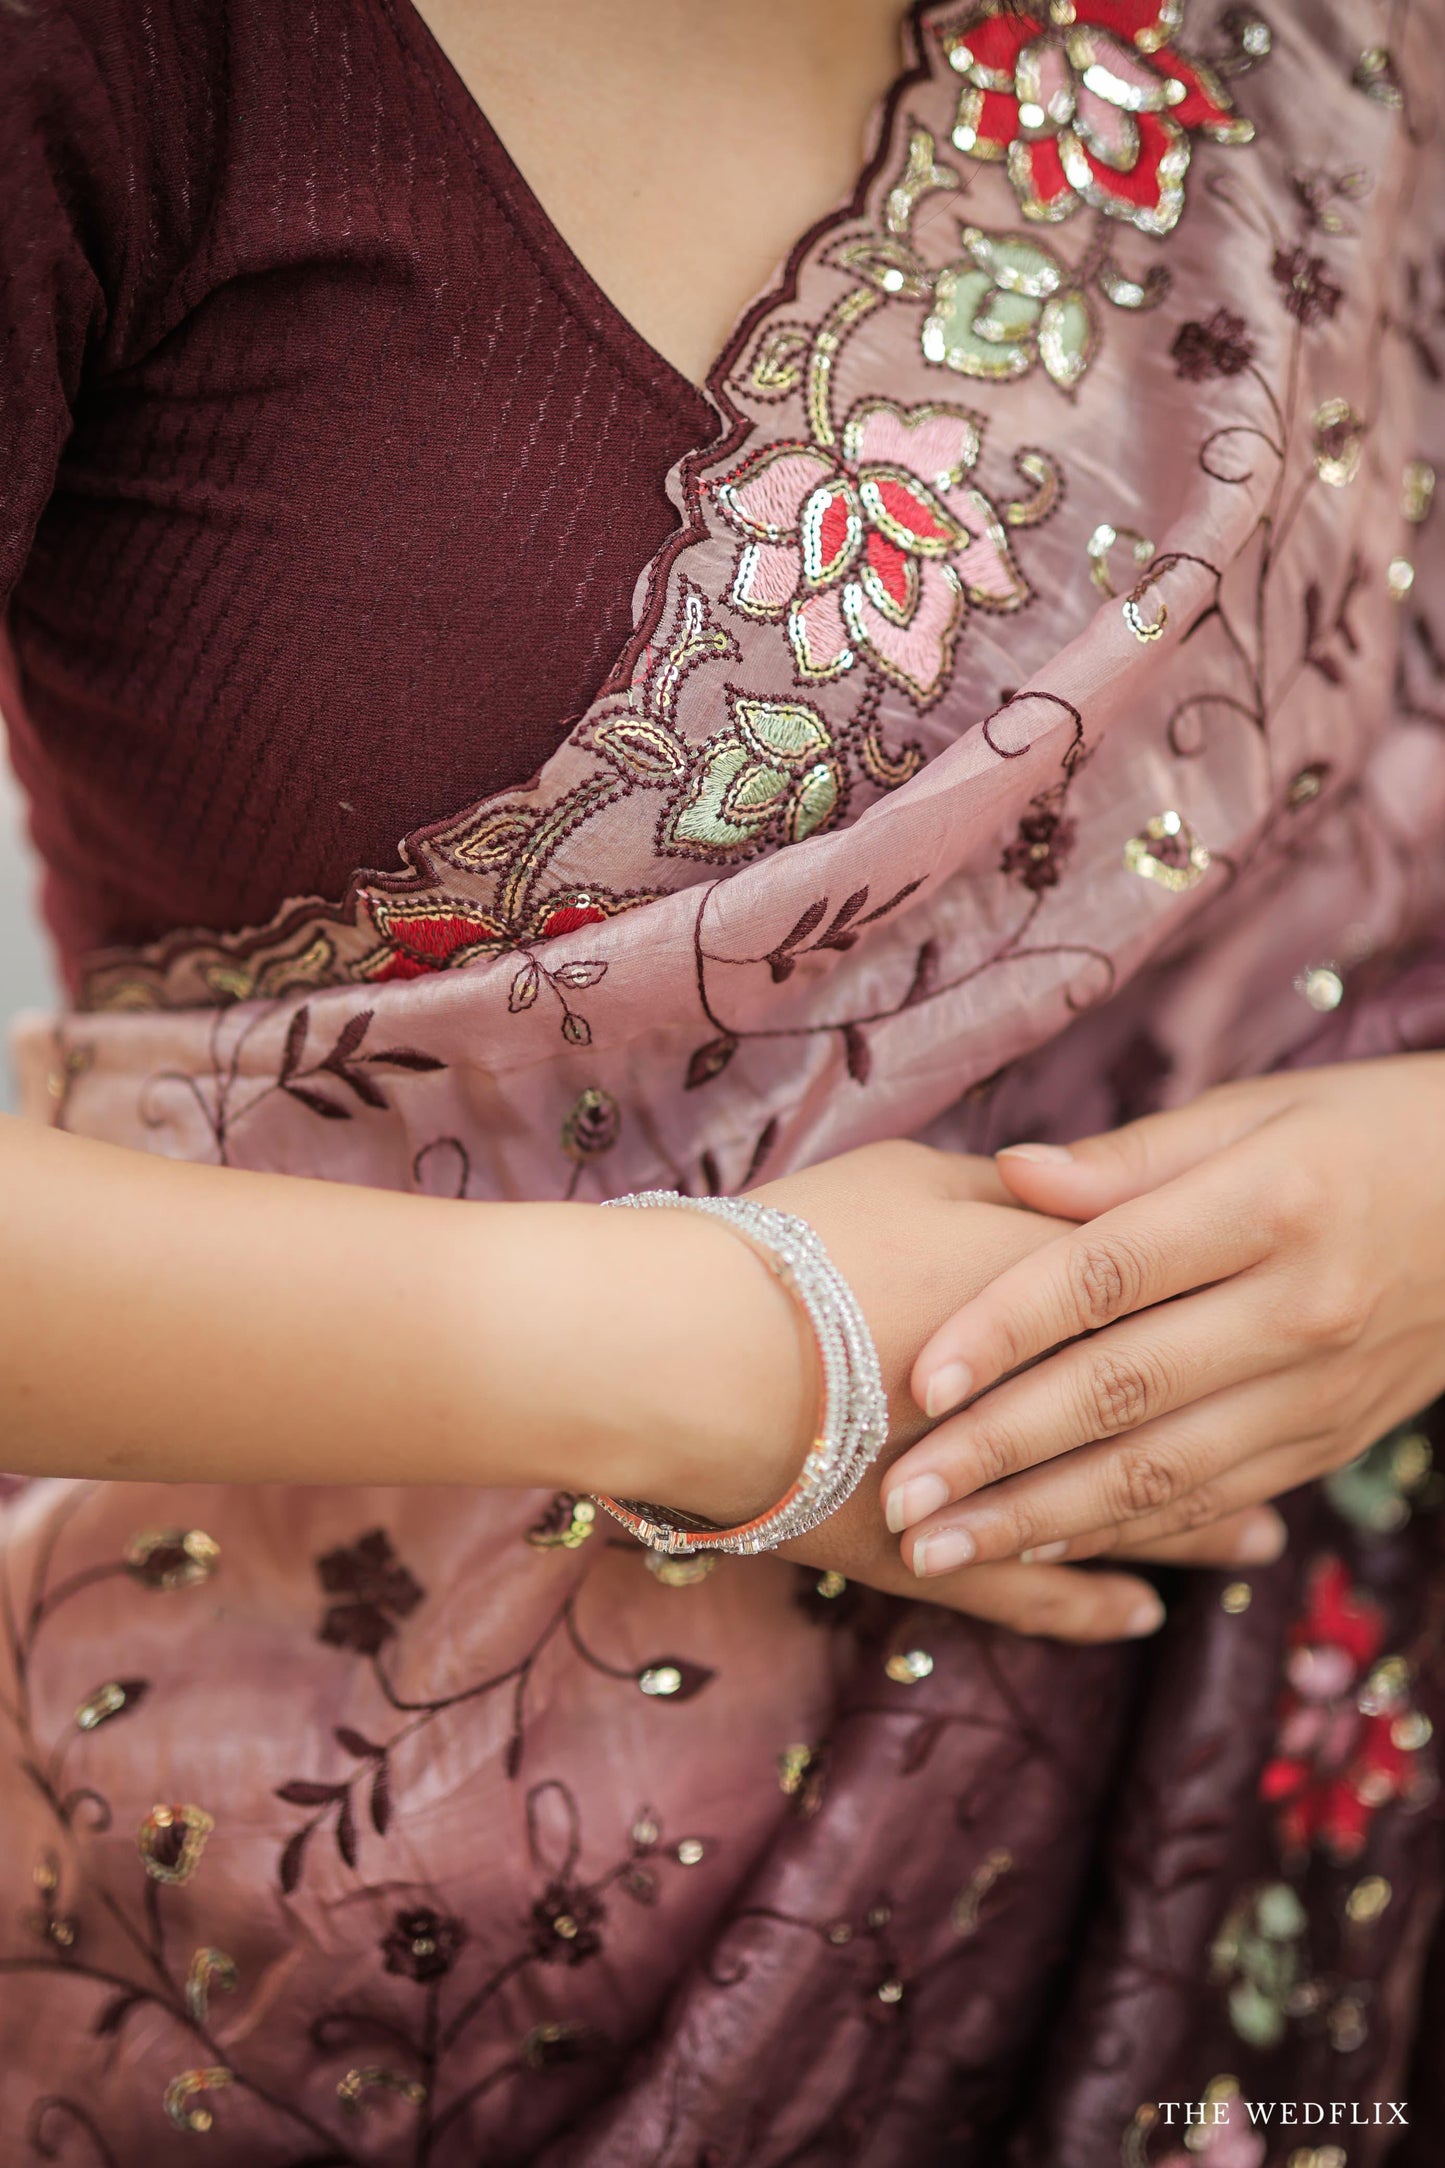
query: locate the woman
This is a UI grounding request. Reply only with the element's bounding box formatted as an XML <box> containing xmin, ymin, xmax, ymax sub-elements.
<box><xmin>1</xmin><ymin>0</ymin><xmax>1442</xmax><ymax>2160</ymax></box>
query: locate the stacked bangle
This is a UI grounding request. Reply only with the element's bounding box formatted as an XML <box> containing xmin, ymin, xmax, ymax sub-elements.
<box><xmin>591</xmin><ymin>1190</ymin><xmax>888</xmax><ymax>1556</ymax></box>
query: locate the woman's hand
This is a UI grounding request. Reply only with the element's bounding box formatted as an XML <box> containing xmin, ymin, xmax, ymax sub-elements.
<box><xmin>630</xmin><ymin>1140</ymin><xmax>1286</xmax><ymax>1641</ymax></box>
<box><xmin>879</xmin><ymin>1057</ymin><xmax>1445</xmax><ymax>1577</ymax></box>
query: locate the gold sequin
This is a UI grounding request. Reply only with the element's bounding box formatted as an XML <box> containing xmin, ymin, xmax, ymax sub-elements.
<box><xmin>137</xmin><ymin>1803</ymin><xmax>214</xmax><ymax>1886</ymax></box>
<box><xmin>1123</xmin><ymin>810</ymin><xmax>1211</xmax><ymax>893</ymax></box>
<box><xmin>123</xmin><ymin>1527</ymin><xmax>220</xmax><ymax>1590</ymax></box>
<box><xmin>630</xmin><ymin>1815</ymin><xmax>660</xmax><ymax>1848</ymax></box>
<box><xmin>647</xmin><ymin>1549</ymin><xmax>716</xmax><ymax>1587</ymax></box>
<box><xmin>951</xmin><ymin>1848</ymin><xmax>1013</xmax><ymax>1936</ymax></box>
<box><xmin>1392</xmin><ymin>1710</ymin><xmax>1433</xmax><ymax>1751</ymax></box>
<box><xmin>528</xmin><ymin>1496</ymin><xmax>597</xmax><ymax>1551</ymax></box>
<box><xmin>1286</xmin><ymin>763</ymin><xmax>1328</xmax><ymax>807</ymax></box>
<box><xmin>1403</xmin><ymin>458</ymin><xmax>1437</xmax><ymax>525</ymax></box>
<box><xmin>561</xmin><ymin>1088</ymin><xmax>620</xmax><ymax>1164</ymax></box>
<box><xmin>638</xmin><ymin>1664</ymin><xmax>683</xmax><ymax>1698</ymax></box>
<box><xmin>885</xmin><ymin>1648</ymin><xmax>935</xmax><ymax>1684</ymax></box>
<box><xmin>1359</xmin><ymin>1655</ymin><xmax>1411</xmax><ymax>1714</ymax></box>
<box><xmin>74</xmin><ymin>1680</ymin><xmax>136</xmax><ymax>1731</ymax></box>
<box><xmin>1220</xmin><ymin>1581</ymin><xmax>1252</xmax><ymax>1615</ymax></box>
<box><xmin>338</xmin><ymin>2067</ymin><xmax>427</xmax><ymax>2114</ymax></box>
<box><xmin>876</xmin><ymin>1977</ymin><xmax>904</xmax><ymax>2004</ymax></box>
<box><xmin>1295</xmin><ymin>964</ymin><xmax>1344</xmax><ymax>1012</ymax></box>
<box><xmin>185</xmin><ymin>1948</ymin><xmax>239</xmax><ymax>2027</ymax></box>
<box><xmin>1387</xmin><ymin>556</ymin><xmax>1415</xmax><ymax>601</ymax></box>
<box><xmin>778</xmin><ymin>1743</ymin><xmax>816</xmax><ymax>1796</ymax></box>
<box><xmin>826</xmin><ymin>1919</ymin><xmax>853</xmax><ymax>1944</ymax></box>
<box><xmin>814</xmin><ymin>1569</ymin><xmax>847</xmax><ymax>1599</ymax></box>
<box><xmin>1312</xmin><ymin>397</ymin><xmax>1364</xmax><ymax>487</ymax></box>
<box><xmin>676</xmin><ymin>1837</ymin><xmax>706</xmax><ymax>1866</ymax></box>
<box><xmin>163</xmin><ymin>2068</ymin><xmax>235</xmax><ymax>2135</ymax></box>
<box><xmin>1346</xmin><ymin>1875</ymin><xmax>1392</xmax><ymax>1924</ymax></box>
<box><xmin>1086</xmin><ymin>521</ymin><xmax>1154</xmax><ymax>598</ymax></box>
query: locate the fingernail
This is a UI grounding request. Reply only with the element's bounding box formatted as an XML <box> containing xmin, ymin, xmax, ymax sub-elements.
<box><xmin>884</xmin><ymin>1472</ymin><xmax>951</xmax><ymax>1534</ymax></box>
<box><xmin>923</xmin><ymin>1360</ymin><xmax>973</xmax><ymax>1419</ymax></box>
<box><xmin>1235</xmin><ymin>1512</ymin><xmax>1287</xmax><ymax>1564</ymax></box>
<box><xmin>1125</xmin><ymin>1594</ymin><xmax>1166</xmax><ymax>1637</ymax></box>
<box><xmin>911</xmin><ymin>1525</ymin><xmax>977</xmax><ymax>1577</ymax></box>
<box><xmin>997</xmin><ymin>1142</ymin><xmax>1074</xmax><ymax>1165</ymax></box>
<box><xmin>1018</xmin><ymin>1540</ymin><xmax>1069</xmax><ymax>1563</ymax></box>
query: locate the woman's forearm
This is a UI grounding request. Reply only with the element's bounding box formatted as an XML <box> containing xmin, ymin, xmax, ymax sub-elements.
<box><xmin>1</xmin><ymin>1114</ymin><xmax>811</xmax><ymax>1504</ymax></box>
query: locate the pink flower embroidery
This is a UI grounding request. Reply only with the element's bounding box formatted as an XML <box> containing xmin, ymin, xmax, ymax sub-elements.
<box><xmin>715</xmin><ymin>400</ymin><xmax>1028</xmax><ymax>708</ymax></box>
<box><xmin>1259</xmin><ymin>1556</ymin><xmax>1427</xmax><ymax>1861</ymax></box>
<box><xmin>938</xmin><ymin>0</ymin><xmax>1253</xmax><ymax>236</ymax></box>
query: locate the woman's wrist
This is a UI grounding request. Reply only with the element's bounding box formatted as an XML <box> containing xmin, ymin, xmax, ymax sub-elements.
<box><xmin>538</xmin><ymin>1200</ymin><xmax>817</xmax><ymax>1523</ymax></box>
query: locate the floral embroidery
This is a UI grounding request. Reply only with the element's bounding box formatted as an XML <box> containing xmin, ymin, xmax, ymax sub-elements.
<box><xmin>1271</xmin><ymin>244</ymin><xmax>1343</xmax><ymax>326</ymax></box>
<box><xmin>922</xmin><ymin>225</ymin><xmax>1103</xmax><ymax>393</ymax></box>
<box><xmin>1170</xmin><ymin>305</ymin><xmax>1254</xmax><ymax>379</ymax></box>
<box><xmin>1325</xmin><ymin>1424</ymin><xmax>1435</xmax><ymax>1535</ymax></box>
<box><xmin>935</xmin><ymin>0</ymin><xmax>1253</xmax><ymax>234</ymax></box>
<box><xmin>381</xmin><ymin>1907</ymin><xmax>467</xmax><ymax>1984</ymax></box>
<box><xmin>1209</xmin><ymin>1880</ymin><xmax>1308</xmax><ymax>2049</ymax></box>
<box><xmin>716</xmin><ymin>398</ymin><xmax>1028</xmax><ymax>706</ymax></box>
<box><xmin>316</xmin><ymin>1528</ymin><xmax>425</xmax><ymax>1656</ymax></box>
<box><xmin>529</xmin><ymin>1882</ymin><xmax>607</xmax><ymax>1967</ymax></box>
<box><xmin>1259</xmin><ymin>1557</ymin><xmax>1430</xmax><ymax>1862</ymax></box>
<box><xmin>74</xmin><ymin>0</ymin><xmax>1263</xmax><ymax>1014</ymax></box>
<box><xmin>999</xmin><ymin>789</ymin><xmax>1077</xmax><ymax>890</ymax></box>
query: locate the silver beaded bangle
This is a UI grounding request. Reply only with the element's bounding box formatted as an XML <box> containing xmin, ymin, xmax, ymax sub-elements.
<box><xmin>591</xmin><ymin>1190</ymin><xmax>889</xmax><ymax>1556</ymax></box>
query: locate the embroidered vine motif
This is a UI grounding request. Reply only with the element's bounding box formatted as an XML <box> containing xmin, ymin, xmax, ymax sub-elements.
<box><xmin>76</xmin><ymin>0</ymin><xmax>1263</xmax><ymax>1014</ymax></box>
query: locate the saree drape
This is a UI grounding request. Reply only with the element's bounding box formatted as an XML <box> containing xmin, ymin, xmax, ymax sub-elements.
<box><xmin>4</xmin><ymin>3</ymin><xmax>1445</xmax><ymax>2161</ymax></box>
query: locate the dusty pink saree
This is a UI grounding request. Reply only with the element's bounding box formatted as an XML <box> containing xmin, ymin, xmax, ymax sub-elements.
<box><xmin>4</xmin><ymin>2</ymin><xmax>1445</xmax><ymax>2161</ymax></box>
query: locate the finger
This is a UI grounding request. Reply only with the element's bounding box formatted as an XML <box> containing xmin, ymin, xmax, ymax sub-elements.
<box><xmin>1100</xmin><ymin>1504</ymin><xmax>1288</xmax><ymax>1568</ymax></box>
<box><xmin>906</xmin><ymin>1558</ymin><xmax>1167</xmax><ymax>1643</ymax></box>
<box><xmin>909</xmin><ymin>1151</ymin><xmax>1272</xmax><ymax>1424</ymax></box>
<box><xmin>885</xmin><ymin>1280</ymin><xmax>1288</xmax><ymax>1531</ymax></box>
<box><xmin>1051</xmin><ymin>1438</ymin><xmax>1336</xmax><ymax>1562</ymax></box>
<box><xmin>989</xmin><ymin>1080</ymin><xmax>1288</xmax><ymax>1220</ymax></box>
<box><xmin>900</xmin><ymin>1373</ymin><xmax>1314</xmax><ymax>1574</ymax></box>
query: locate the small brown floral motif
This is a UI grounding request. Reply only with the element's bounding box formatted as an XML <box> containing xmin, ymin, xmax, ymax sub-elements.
<box><xmin>1170</xmin><ymin>307</ymin><xmax>1255</xmax><ymax>380</ymax></box>
<box><xmin>316</xmin><ymin>1529</ymin><xmax>424</xmax><ymax>1655</ymax></box>
<box><xmin>530</xmin><ymin>1881</ymin><xmax>606</xmax><ymax>1966</ymax></box>
<box><xmin>1271</xmin><ymin>246</ymin><xmax>1343</xmax><ymax>326</ymax></box>
<box><xmin>380</xmin><ymin>1906</ymin><xmax>467</xmax><ymax>1984</ymax></box>
<box><xmin>1000</xmin><ymin>798</ymin><xmax>1077</xmax><ymax>892</ymax></box>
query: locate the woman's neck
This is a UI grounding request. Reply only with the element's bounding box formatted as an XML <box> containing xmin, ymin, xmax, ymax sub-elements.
<box><xmin>408</xmin><ymin>0</ymin><xmax>908</xmax><ymax>388</ymax></box>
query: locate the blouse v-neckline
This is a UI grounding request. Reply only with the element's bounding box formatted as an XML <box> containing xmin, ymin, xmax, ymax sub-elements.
<box><xmin>383</xmin><ymin>0</ymin><xmax>912</xmax><ymax>430</ymax></box>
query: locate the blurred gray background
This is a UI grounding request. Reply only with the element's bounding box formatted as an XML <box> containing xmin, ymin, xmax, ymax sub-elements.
<box><xmin>0</xmin><ymin>752</ymin><xmax>56</xmax><ymax>1110</ymax></box>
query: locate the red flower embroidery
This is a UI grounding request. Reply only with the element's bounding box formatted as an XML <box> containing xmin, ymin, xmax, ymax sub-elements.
<box><xmin>356</xmin><ymin>893</ymin><xmax>610</xmax><ymax>983</ymax></box>
<box><xmin>1259</xmin><ymin>1557</ymin><xmax>1427</xmax><ymax>1861</ymax></box>
<box><xmin>937</xmin><ymin>0</ymin><xmax>1253</xmax><ymax>235</ymax></box>
<box><xmin>716</xmin><ymin>399</ymin><xmax>1027</xmax><ymax>707</ymax></box>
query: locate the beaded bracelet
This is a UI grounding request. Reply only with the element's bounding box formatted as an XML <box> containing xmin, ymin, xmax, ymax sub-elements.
<box><xmin>590</xmin><ymin>1191</ymin><xmax>889</xmax><ymax>1556</ymax></box>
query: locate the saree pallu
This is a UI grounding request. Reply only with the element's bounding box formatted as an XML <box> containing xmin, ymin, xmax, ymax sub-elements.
<box><xmin>4</xmin><ymin>3</ymin><xmax>1445</xmax><ymax>2161</ymax></box>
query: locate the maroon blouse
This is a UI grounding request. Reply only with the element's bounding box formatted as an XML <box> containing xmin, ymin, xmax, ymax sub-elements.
<box><xmin>0</xmin><ymin>0</ymin><xmax>715</xmax><ymax>987</ymax></box>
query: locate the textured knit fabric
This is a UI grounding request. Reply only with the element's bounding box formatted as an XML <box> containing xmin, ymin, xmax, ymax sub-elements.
<box><xmin>0</xmin><ymin>0</ymin><xmax>714</xmax><ymax>987</ymax></box>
